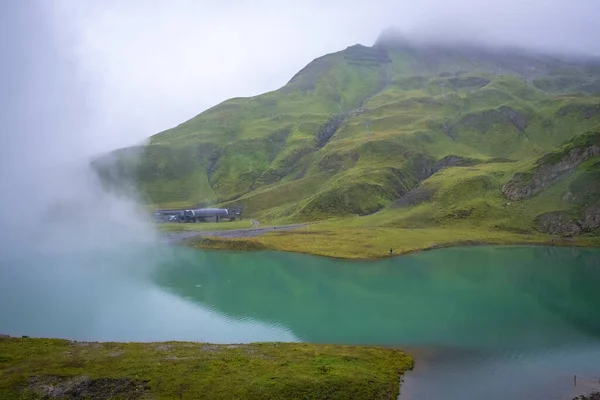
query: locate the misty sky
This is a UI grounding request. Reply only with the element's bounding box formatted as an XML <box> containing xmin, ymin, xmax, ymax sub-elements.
<box><xmin>4</xmin><ymin>0</ymin><xmax>600</xmax><ymax>156</ymax></box>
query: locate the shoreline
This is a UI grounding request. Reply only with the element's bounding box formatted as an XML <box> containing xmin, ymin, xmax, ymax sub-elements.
<box><xmin>175</xmin><ymin>229</ymin><xmax>600</xmax><ymax>260</ymax></box>
<box><xmin>158</xmin><ymin>223</ymin><xmax>307</xmax><ymax>244</ymax></box>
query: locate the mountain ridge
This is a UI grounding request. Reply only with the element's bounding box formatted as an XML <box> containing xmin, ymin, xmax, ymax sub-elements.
<box><xmin>93</xmin><ymin>34</ymin><xmax>600</xmax><ymax>241</ymax></box>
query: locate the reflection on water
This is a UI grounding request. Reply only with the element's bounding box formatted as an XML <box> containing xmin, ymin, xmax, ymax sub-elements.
<box><xmin>1</xmin><ymin>244</ymin><xmax>599</xmax><ymax>399</ymax></box>
<box><xmin>154</xmin><ymin>245</ymin><xmax>600</xmax><ymax>400</ymax></box>
<box><xmin>0</xmin><ymin>244</ymin><xmax>296</xmax><ymax>343</ymax></box>
<box><xmin>399</xmin><ymin>345</ymin><xmax>600</xmax><ymax>400</ymax></box>
<box><xmin>156</xmin><ymin>246</ymin><xmax>600</xmax><ymax>349</ymax></box>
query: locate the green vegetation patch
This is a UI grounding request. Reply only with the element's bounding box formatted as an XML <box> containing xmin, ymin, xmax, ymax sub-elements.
<box><xmin>568</xmin><ymin>159</ymin><xmax>600</xmax><ymax>207</ymax></box>
<box><xmin>187</xmin><ymin>237</ymin><xmax>269</xmax><ymax>251</ymax></box>
<box><xmin>537</xmin><ymin>128</ymin><xmax>600</xmax><ymax>166</ymax></box>
<box><xmin>0</xmin><ymin>337</ymin><xmax>413</xmax><ymax>400</ymax></box>
<box><xmin>156</xmin><ymin>220</ymin><xmax>252</xmax><ymax>232</ymax></box>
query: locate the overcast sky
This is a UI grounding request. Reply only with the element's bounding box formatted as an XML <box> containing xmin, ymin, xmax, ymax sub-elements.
<box><xmin>3</xmin><ymin>0</ymin><xmax>600</xmax><ymax>156</ymax></box>
<box><xmin>38</xmin><ymin>0</ymin><xmax>598</xmax><ymax>153</ymax></box>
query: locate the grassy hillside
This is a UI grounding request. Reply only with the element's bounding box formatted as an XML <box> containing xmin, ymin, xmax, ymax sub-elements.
<box><xmin>0</xmin><ymin>337</ymin><xmax>412</xmax><ymax>400</ymax></box>
<box><xmin>186</xmin><ymin>128</ymin><xmax>600</xmax><ymax>258</ymax></box>
<box><xmin>93</xmin><ymin>34</ymin><xmax>600</xmax><ymax>250</ymax></box>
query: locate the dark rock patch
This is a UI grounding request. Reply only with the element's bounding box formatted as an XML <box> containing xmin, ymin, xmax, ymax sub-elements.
<box><xmin>580</xmin><ymin>201</ymin><xmax>600</xmax><ymax>232</ymax></box>
<box><xmin>26</xmin><ymin>375</ymin><xmax>150</xmax><ymax>400</ymax></box>
<box><xmin>536</xmin><ymin>212</ymin><xmax>582</xmax><ymax>237</ymax></box>
<box><xmin>433</xmin><ymin>155</ymin><xmax>476</xmax><ymax>172</ymax></box>
<box><xmin>411</xmin><ymin>154</ymin><xmax>476</xmax><ymax>182</ymax></box>
<box><xmin>343</xmin><ymin>44</ymin><xmax>392</xmax><ymax>66</ymax></box>
<box><xmin>395</xmin><ymin>186</ymin><xmax>437</xmax><ymax>207</ymax></box>
<box><xmin>503</xmin><ymin>132</ymin><xmax>600</xmax><ymax>201</ymax></box>
<box><xmin>315</xmin><ymin>114</ymin><xmax>346</xmax><ymax>148</ymax></box>
<box><xmin>574</xmin><ymin>392</ymin><xmax>600</xmax><ymax>400</ymax></box>
<box><xmin>410</xmin><ymin>155</ymin><xmax>436</xmax><ymax>181</ymax></box>
<box><xmin>556</xmin><ymin>103</ymin><xmax>600</xmax><ymax>120</ymax></box>
<box><xmin>498</xmin><ymin>105</ymin><xmax>528</xmax><ymax>132</ymax></box>
<box><xmin>349</xmin><ymin>107</ymin><xmax>366</xmax><ymax>116</ymax></box>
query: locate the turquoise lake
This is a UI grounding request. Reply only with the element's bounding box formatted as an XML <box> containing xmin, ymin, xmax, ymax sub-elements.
<box><xmin>1</xmin><ymin>245</ymin><xmax>599</xmax><ymax>399</ymax></box>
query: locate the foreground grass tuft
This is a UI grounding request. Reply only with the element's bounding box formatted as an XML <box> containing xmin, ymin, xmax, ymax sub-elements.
<box><xmin>0</xmin><ymin>338</ymin><xmax>413</xmax><ymax>400</ymax></box>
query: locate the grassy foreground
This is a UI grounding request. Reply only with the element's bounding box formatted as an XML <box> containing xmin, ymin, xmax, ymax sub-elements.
<box><xmin>0</xmin><ymin>337</ymin><xmax>413</xmax><ymax>400</ymax></box>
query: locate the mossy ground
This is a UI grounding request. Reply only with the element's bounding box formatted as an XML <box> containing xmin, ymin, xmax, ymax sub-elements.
<box><xmin>0</xmin><ymin>337</ymin><xmax>412</xmax><ymax>400</ymax></box>
<box><xmin>156</xmin><ymin>220</ymin><xmax>252</xmax><ymax>232</ymax></box>
<box><xmin>190</xmin><ymin>224</ymin><xmax>600</xmax><ymax>259</ymax></box>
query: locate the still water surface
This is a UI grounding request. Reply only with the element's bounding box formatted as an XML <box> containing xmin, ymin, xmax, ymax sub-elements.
<box><xmin>1</xmin><ymin>245</ymin><xmax>599</xmax><ymax>399</ymax></box>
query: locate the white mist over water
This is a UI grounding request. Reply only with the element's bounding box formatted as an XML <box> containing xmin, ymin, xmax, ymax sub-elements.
<box><xmin>0</xmin><ymin>1</ymin><xmax>163</xmax><ymax>312</ymax></box>
<box><xmin>0</xmin><ymin>2</ymin><xmax>296</xmax><ymax>343</ymax></box>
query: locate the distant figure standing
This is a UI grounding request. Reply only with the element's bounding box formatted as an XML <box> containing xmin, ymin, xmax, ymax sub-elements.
<box><xmin>389</xmin><ymin>248</ymin><xmax>393</xmax><ymax>255</ymax></box>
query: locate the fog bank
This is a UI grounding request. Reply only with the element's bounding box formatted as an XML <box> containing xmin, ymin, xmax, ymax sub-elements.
<box><xmin>52</xmin><ymin>0</ymin><xmax>600</xmax><ymax>150</ymax></box>
<box><xmin>0</xmin><ymin>2</ymin><xmax>160</xmax><ymax>285</ymax></box>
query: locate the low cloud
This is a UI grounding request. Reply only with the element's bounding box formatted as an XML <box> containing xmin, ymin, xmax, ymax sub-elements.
<box><xmin>47</xmin><ymin>0</ymin><xmax>600</xmax><ymax>152</ymax></box>
<box><xmin>0</xmin><ymin>1</ymin><xmax>162</xmax><ymax>301</ymax></box>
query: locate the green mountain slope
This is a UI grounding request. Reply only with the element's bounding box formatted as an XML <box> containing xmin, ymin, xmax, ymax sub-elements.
<box><xmin>93</xmin><ymin>32</ymin><xmax>600</xmax><ymax>239</ymax></box>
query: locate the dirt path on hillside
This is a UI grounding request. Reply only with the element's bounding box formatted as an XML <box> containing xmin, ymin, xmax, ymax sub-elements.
<box><xmin>159</xmin><ymin>222</ymin><xmax>306</xmax><ymax>244</ymax></box>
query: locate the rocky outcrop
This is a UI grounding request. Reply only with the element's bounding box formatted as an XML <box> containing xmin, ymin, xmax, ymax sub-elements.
<box><xmin>395</xmin><ymin>186</ymin><xmax>437</xmax><ymax>207</ymax></box>
<box><xmin>536</xmin><ymin>212</ymin><xmax>582</xmax><ymax>237</ymax></box>
<box><xmin>503</xmin><ymin>131</ymin><xmax>600</xmax><ymax>201</ymax></box>
<box><xmin>556</xmin><ymin>103</ymin><xmax>600</xmax><ymax>120</ymax></box>
<box><xmin>343</xmin><ymin>45</ymin><xmax>392</xmax><ymax>66</ymax></box>
<box><xmin>580</xmin><ymin>201</ymin><xmax>600</xmax><ymax>231</ymax></box>
<box><xmin>411</xmin><ymin>155</ymin><xmax>477</xmax><ymax>182</ymax></box>
<box><xmin>573</xmin><ymin>391</ymin><xmax>600</xmax><ymax>400</ymax></box>
<box><xmin>433</xmin><ymin>155</ymin><xmax>476</xmax><ymax>172</ymax></box>
<box><xmin>349</xmin><ymin>107</ymin><xmax>366</xmax><ymax>117</ymax></box>
<box><xmin>535</xmin><ymin>201</ymin><xmax>600</xmax><ymax>236</ymax></box>
<box><xmin>498</xmin><ymin>105</ymin><xmax>528</xmax><ymax>133</ymax></box>
<box><xmin>316</xmin><ymin>114</ymin><xmax>346</xmax><ymax>148</ymax></box>
<box><xmin>409</xmin><ymin>155</ymin><xmax>435</xmax><ymax>181</ymax></box>
<box><xmin>397</xmin><ymin>155</ymin><xmax>481</xmax><ymax>207</ymax></box>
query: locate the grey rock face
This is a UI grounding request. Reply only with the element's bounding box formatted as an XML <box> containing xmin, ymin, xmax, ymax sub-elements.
<box><xmin>395</xmin><ymin>186</ymin><xmax>437</xmax><ymax>207</ymax></box>
<box><xmin>503</xmin><ymin>144</ymin><xmax>600</xmax><ymax>201</ymax></box>
<box><xmin>315</xmin><ymin>114</ymin><xmax>346</xmax><ymax>148</ymax></box>
<box><xmin>498</xmin><ymin>105</ymin><xmax>528</xmax><ymax>132</ymax></box>
<box><xmin>536</xmin><ymin>212</ymin><xmax>582</xmax><ymax>237</ymax></box>
<box><xmin>580</xmin><ymin>201</ymin><xmax>600</xmax><ymax>231</ymax></box>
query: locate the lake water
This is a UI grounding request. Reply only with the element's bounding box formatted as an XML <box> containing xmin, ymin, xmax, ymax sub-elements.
<box><xmin>1</xmin><ymin>244</ymin><xmax>600</xmax><ymax>399</ymax></box>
